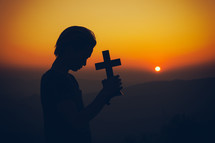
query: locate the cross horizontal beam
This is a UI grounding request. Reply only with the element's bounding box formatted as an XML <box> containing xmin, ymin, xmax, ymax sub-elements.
<box><xmin>95</xmin><ymin>50</ymin><xmax>121</xmax><ymax>79</ymax></box>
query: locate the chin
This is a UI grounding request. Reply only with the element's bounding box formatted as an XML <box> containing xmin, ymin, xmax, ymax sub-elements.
<box><xmin>72</xmin><ymin>69</ymin><xmax>79</xmax><ymax>72</ymax></box>
<box><xmin>71</xmin><ymin>67</ymin><xmax>82</xmax><ymax>72</ymax></box>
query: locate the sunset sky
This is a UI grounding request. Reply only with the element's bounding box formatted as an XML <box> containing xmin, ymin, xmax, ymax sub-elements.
<box><xmin>0</xmin><ymin>0</ymin><xmax>214</xmax><ymax>72</ymax></box>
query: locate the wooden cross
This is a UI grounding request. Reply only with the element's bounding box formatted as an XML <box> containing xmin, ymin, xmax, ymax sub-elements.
<box><xmin>95</xmin><ymin>50</ymin><xmax>121</xmax><ymax>78</ymax></box>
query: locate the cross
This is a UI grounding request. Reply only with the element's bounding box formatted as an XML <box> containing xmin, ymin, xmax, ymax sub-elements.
<box><xmin>95</xmin><ymin>50</ymin><xmax>123</xmax><ymax>104</ymax></box>
<box><xmin>95</xmin><ymin>50</ymin><xmax>121</xmax><ymax>79</ymax></box>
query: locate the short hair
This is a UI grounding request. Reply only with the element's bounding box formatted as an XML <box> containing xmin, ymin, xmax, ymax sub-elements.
<box><xmin>54</xmin><ymin>26</ymin><xmax>96</xmax><ymax>57</ymax></box>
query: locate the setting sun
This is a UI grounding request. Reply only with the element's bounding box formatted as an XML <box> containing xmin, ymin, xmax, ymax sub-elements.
<box><xmin>155</xmin><ymin>66</ymin><xmax>161</xmax><ymax>72</ymax></box>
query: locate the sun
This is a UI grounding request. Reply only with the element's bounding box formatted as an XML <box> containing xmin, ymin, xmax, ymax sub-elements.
<box><xmin>155</xmin><ymin>66</ymin><xmax>161</xmax><ymax>72</ymax></box>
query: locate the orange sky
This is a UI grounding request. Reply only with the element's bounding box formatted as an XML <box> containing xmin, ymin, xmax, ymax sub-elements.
<box><xmin>0</xmin><ymin>0</ymin><xmax>214</xmax><ymax>72</ymax></box>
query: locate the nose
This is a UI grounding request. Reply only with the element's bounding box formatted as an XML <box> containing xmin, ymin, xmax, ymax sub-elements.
<box><xmin>83</xmin><ymin>60</ymin><xmax>87</xmax><ymax>66</ymax></box>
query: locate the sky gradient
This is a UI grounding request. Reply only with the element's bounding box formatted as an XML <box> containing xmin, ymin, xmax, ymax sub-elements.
<box><xmin>0</xmin><ymin>0</ymin><xmax>214</xmax><ymax>72</ymax></box>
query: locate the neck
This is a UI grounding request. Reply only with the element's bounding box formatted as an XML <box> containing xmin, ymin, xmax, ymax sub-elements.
<box><xmin>51</xmin><ymin>56</ymin><xmax>69</xmax><ymax>74</ymax></box>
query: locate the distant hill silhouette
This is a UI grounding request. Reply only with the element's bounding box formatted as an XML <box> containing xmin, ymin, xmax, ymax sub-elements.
<box><xmin>0</xmin><ymin>76</ymin><xmax>215</xmax><ymax>143</ymax></box>
<box><xmin>90</xmin><ymin>77</ymin><xmax>215</xmax><ymax>143</ymax></box>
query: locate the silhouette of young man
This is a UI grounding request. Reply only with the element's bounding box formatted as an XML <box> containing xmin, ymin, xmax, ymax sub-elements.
<box><xmin>40</xmin><ymin>26</ymin><xmax>122</xmax><ymax>143</ymax></box>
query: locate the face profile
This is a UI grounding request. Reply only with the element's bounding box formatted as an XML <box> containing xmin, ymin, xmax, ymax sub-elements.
<box><xmin>65</xmin><ymin>47</ymin><xmax>93</xmax><ymax>71</ymax></box>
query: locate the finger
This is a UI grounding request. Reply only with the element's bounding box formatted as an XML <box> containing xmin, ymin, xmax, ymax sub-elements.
<box><xmin>108</xmin><ymin>75</ymin><xmax>121</xmax><ymax>80</ymax></box>
<box><xmin>102</xmin><ymin>80</ymin><xmax>106</xmax><ymax>85</ymax></box>
<box><xmin>106</xmin><ymin>80</ymin><xmax>120</xmax><ymax>86</ymax></box>
<box><xmin>115</xmin><ymin>75</ymin><xmax>120</xmax><ymax>78</ymax></box>
<box><xmin>114</xmin><ymin>90</ymin><xmax>123</xmax><ymax>96</ymax></box>
<box><xmin>118</xmin><ymin>85</ymin><xmax>123</xmax><ymax>89</ymax></box>
<box><xmin>114</xmin><ymin>80</ymin><xmax>122</xmax><ymax>85</ymax></box>
<box><xmin>113</xmin><ymin>85</ymin><xmax>123</xmax><ymax>91</ymax></box>
<box><xmin>111</xmin><ymin>75</ymin><xmax>120</xmax><ymax>80</ymax></box>
<box><xmin>115</xmin><ymin>77</ymin><xmax>121</xmax><ymax>82</ymax></box>
<box><xmin>111</xmin><ymin>83</ymin><xmax>122</xmax><ymax>88</ymax></box>
<box><xmin>112</xmin><ymin>77</ymin><xmax>121</xmax><ymax>83</ymax></box>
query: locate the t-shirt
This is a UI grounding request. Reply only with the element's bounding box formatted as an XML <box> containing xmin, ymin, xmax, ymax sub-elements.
<box><xmin>40</xmin><ymin>69</ymin><xmax>91</xmax><ymax>143</ymax></box>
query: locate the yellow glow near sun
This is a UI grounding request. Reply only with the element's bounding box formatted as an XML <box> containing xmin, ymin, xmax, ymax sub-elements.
<box><xmin>1</xmin><ymin>0</ymin><xmax>215</xmax><ymax>69</ymax></box>
<box><xmin>155</xmin><ymin>66</ymin><xmax>161</xmax><ymax>72</ymax></box>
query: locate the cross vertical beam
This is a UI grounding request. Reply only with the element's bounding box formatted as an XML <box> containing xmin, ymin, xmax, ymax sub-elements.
<box><xmin>103</xmin><ymin>50</ymin><xmax>114</xmax><ymax>78</ymax></box>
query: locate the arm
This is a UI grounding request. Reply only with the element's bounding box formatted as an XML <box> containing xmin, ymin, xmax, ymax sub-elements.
<box><xmin>57</xmin><ymin>75</ymin><xmax>122</xmax><ymax>130</ymax></box>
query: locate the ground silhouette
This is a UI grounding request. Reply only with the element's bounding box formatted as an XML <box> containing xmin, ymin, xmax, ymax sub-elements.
<box><xmin>1</xmin><ymin>76</ymin><xmax>215</xmax><ymax>143</ymax></box>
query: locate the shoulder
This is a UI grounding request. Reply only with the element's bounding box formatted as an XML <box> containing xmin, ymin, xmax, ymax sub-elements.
<box><xmin>42</xmin><ymin>69</ymin><xmax>58</xmax><ymax>81</ymax></box>
<box><xmin>41</xmin><ymin>70</ymin><xmax>67</xmax><ymax>94</ymax></box>
<box><xmin>40</xmin><ymin>70</ymin><xmax>68</xmax><ymax>98</ymax></box>
<box><xmin>41</xmin><ymin>70</ymin><xmax>65</xmax><ymax>84</ymax></box>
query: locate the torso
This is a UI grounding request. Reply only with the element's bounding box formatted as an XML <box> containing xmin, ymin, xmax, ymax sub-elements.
<box><xmin>40</xmin><ymin>69</ymin><xmax>91</xmax><ymax>143</ymax></box>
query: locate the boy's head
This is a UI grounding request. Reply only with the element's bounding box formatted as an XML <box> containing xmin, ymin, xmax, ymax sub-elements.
<box><xmin>54</xmin><ymin>26</ymin><xmax>97</xmax><ymax>71</ymax></box>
